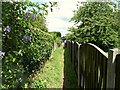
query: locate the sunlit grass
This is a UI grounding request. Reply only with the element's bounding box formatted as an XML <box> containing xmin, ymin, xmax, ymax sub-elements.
<box><xmin>38</xmin><ymin>47</ymin><xmax>64</xmax><ymax>88</ymax></box>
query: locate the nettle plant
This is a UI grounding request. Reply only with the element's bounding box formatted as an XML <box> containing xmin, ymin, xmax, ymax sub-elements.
<box><xmin>2</xmin><ymin>1</ymin><xmax>56</xmax><ymax>88</ymax></box>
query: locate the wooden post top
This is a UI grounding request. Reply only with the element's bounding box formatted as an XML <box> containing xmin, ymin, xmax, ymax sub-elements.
<box><xmin>108</xmin><ymin>48</ymin><xmax>120</xmax><ymax>63</ymax></box>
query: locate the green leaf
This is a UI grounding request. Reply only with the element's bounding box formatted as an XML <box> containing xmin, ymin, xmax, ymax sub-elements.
<box><xmin>5</xmin><ymin>60</ymin><xmax>9</xmax><ymax>63</ymax></box>
<box><xmin>9</xmin><ymin>70</ymin><xmax>11</xmax><ymax>73</ymax></box>
<box><xmin>18</xmin><ymin>50</ymin><xmax>23</xmax><ymax>56</ymax></box>
<box><xmin>13</xmin><ymin>58</ymin><xmax>16</xmax><ymax>62</ymax></box>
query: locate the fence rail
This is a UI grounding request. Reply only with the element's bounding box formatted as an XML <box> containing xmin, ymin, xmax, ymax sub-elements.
<box><xmin>65</xmin><ymin>40</ymin><xmax>120</xmax><ymax>89</ymax></box>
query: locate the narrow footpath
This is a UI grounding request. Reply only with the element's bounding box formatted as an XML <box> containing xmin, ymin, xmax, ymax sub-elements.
<box><xmin>36</xmin><ymin>43</ymin><xmax>77</xmax><ymax>88</ymax></box>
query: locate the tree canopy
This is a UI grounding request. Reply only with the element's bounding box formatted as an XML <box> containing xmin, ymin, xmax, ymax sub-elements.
<box><xmin>67</xmin><ymin>2</ymin><xmax>119</xmax><ymax>51</ymax></box>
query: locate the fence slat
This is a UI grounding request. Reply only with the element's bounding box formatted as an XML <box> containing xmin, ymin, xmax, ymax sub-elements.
<box><xmin>94</xmin><ymin>49</ymin><xmax>98</xmax><ymax>88</ymax></box>
<box><xmin>78</xmin><ymin>44</ymin><xmax>80</xmax><ymax>88</ymax></box>
<box><xmin>103</xmin><ymin>56</ymin><xmax>107</xmax><ymax>88</ymax></box>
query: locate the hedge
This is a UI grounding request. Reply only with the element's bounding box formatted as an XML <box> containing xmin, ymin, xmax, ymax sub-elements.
<box><xmin>2</xmin><ymin>2</ymin><xmax>54</xmax><ymax>88</ymax></box>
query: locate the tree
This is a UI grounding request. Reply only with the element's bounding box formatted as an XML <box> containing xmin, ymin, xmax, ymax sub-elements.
<box><xmin>68</xmin><ymin>2</ymin><xmax>119</xmax><ymax>51</ymax></box>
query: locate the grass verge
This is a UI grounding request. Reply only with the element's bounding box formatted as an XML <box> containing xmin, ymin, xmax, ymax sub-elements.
<box><xmin>63</xmin><ymin>48</ymin><xmax>78</xmax><ymax>88</ymax></box>
<box><xmin>36</xmin><ymin>47</ymin><xmax>64</xmax><ymax>88</ymax></box>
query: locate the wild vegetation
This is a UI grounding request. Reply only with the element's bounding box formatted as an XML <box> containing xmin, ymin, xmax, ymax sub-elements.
<box><xmin>36</xmin><ymin>47</ymin><xmax>64</xmax><ymax>88</ymax></box>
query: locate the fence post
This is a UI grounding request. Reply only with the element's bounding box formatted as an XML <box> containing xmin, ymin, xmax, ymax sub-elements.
<box><xmin>78</xmin><ymin>44</ymin><xmax>80</xmax><ymax>88</ymax></box>
<box><xmin>70</xmin><ymin>41</ymin><xmax>72</xmax><ymax>56</ymax></box>
<box><xmin>72</xmin><ymin>41</ymin><xmax>74</xmax><ymax>67</ymax></box>
<box><xmin>107</xmin><ymin>48</ymin><xmax>119</xmax><ymax>88</ymax></box>
<box><xmin>67</xmin><ymin>41</ymin><xmax>69</xmax><ymax>51</ymax></box>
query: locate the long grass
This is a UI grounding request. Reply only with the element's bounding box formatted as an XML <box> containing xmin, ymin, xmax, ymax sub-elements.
<box><xmin>38</xmin><ymin>47</ymin><xmax>64</xmax><ymax>88</ymax></box>
<box><xmin>63</xmin><ymin>48</ymin><xmax>78</xmax><ymax>88</ymax></box>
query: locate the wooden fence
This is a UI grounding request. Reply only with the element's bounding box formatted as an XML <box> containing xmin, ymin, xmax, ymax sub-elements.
<box><xmin>65</xmin><ymin>40</ymin><xmax>120</xmax><ymax>89</ymax></box>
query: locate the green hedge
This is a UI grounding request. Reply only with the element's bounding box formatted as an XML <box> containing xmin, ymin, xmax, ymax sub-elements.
<box><xmin>56</xmin><ymin>37</ymin><xmax>62</xmax><ymax>47</ymax></box>
<box><xmin>2</xmin><ymin>2</ymin><xmax>54</xmax><ymax>88</ymax></box>
<box><xmin>49</xmin><ymin>32</ymin><xmax>61</xmax><ymax>39</ymax></box>
<box><xmin>2</xmin><ymin>27</ymin><xmax>54</xmax><ymax>88</ymax></box>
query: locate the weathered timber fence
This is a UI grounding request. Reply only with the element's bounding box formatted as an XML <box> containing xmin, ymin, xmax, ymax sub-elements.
<box><xmin>65</xmin><ymin>40</ymin><xmax>120</xmax><ymax>89</ymax></box>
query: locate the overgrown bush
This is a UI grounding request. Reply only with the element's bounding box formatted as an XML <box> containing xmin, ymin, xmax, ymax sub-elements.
<box><xmin>2</xmin><ymin>1</ymin><xmax>56</xmax><ymax>88</ymax></box>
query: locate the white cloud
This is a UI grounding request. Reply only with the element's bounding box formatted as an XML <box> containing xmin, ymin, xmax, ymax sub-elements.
<box><xmin>28</xmin><ymin>0</ymin><xmax>85</xmax><ymax>36</ymax></box>
<box><xmin>46</xmin><ymin>0</ymin><xmax>81</xmax><ymax>37</ymax></box>
<box><xmin>28</xmin><ymin>0</ymin><xmax>86</xmax><ymax>37</ymax></box>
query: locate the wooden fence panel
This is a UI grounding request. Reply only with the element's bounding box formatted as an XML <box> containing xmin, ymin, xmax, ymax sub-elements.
<box><xmin>115</xmin><ymin>54</ymin><xmax>120</xmax><ymax>89</ymax></box>
<box><xmin>77</xmin><ymin>44</ymin><xmax>108</xmax><ymax>89</ymax></box>
<box><xmin>65</xmin><ymin>41</ymin><xmax>120</xmax><ymax>89</ymax></box>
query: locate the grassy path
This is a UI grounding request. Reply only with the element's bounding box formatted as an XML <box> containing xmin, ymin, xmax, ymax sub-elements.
<box><xmin>63</xmin><ymin>48</ymin><xmax>78</xmax><ymax>88</ymax></box>
<box><xmin>34</xmin><ymin>45</ymin><xmax>78</xmax><ymax>88</ymax></box>
<box><xmin>39</xmin><ymin>47</ymin><xmax>64</xmax><ymax>88</ymax></box>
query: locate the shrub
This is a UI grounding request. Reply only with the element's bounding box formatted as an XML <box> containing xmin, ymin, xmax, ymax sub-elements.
<box><xmin>56</xmin><ymin>37</ymin><xmax>62</xmax><ymax>47</ymax></box>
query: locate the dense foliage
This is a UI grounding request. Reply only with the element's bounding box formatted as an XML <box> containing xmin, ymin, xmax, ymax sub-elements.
<box><xmin>2</xmin><ymin>1</ymin><xmax>57</xmax><ymax>88</ymax></box>
<box><xmin>49</xmin><ymin>32</ymin><xmax>61</xmax><ymax>39</ymax></box>
<box><xmin>30</xmin><ymin>15</ymin><xmax>48</xmax><ymax>32</ymax></box>
<box><xmin>56</xmin><ymin>37</ymin><xmax>62</xmax><ymax>47</ymax></box>
<box><xmin>67</xmin><ymin>2</ymin><xmax>119</xmax><ymax>51</ymax></box>
<box><xmin>49</xmin><ymin>32</ymin><xmax>62</xmax><ymax>47</ymax></box>
<box><xmin>31</xmin><ymin>77</ymin><xmax>47</xmax><ymax>88</ymax></box>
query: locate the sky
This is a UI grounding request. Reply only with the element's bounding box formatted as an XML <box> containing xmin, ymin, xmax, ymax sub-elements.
<box><xmin>29</xmin><ymin>0</ymin><xmax>119</xmax><ymax>37</ymax></box>
<box><xmin>29</xmin><ymin>0</ymin><xmax>85</xmax><ymax>37</ymax></box>
<box><xmin>45</xmin><ymin>0</ymin><xmax>85</xmax><ymax>37</ymax></box>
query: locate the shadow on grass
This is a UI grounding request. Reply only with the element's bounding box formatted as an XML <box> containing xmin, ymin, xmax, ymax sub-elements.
<box><xmin>63</xmin><ymin>48</ymin><xmax>78</xmax><ymax>89</ymax></box>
